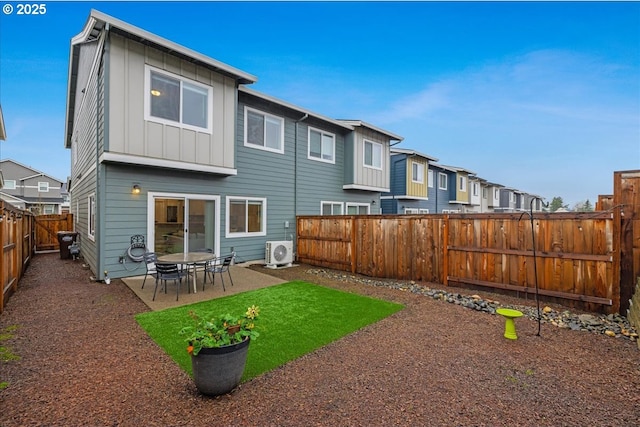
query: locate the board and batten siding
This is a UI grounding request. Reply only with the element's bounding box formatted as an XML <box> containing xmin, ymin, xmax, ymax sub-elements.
<box><xmin>106</xmin><ymin>34</ymin><xmax>237</xmax><ymax>170</ymax></box>
<box><xmin>406</xmin><ymin>157</ymin><xmax>428</xmax><ymax>198</ymax></box>
<box><xmin>344</xmin><ymin>128</ymin><xmax>390</xmax><ymax>190</ymax></box>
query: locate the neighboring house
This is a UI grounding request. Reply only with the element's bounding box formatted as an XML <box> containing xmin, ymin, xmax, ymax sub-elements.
<box><xmin>441</xmin><ymin>165</ymin><xmax>475</xmax><ymax>212</ymax></box>
<box><xmin>65</xmin><ymin>10</ymin><xmax>402</xmax><ymax>280</ymax></box>
<box><xmin>497</xmin><ymin>187</ymin><xmax>518</xmax><ymax>212</ymax></box>
<box><xmin>381</xmin><ymin>148</ymin><xmax>438</xmax><ymax>214</ymax></box>
<box><xmin>0</xmin><ymin>159</ymin><xmax>65</xmax><ymax>214</ymax></box>
<box><xmin>425</xmin><ymin>163</ymin><xmax>457</xmax><ymax>213</ymax></box>
<box><xmin>486</xmin><ymin>182</ymin><xmax>504</xmax><ymax>212</ymax></box>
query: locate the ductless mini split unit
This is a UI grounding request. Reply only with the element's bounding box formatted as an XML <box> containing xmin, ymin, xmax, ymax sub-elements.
<box><xmin>265</xmin><ymin>240</ymin><xmax>293</xmax><ymax>269</ymax></box>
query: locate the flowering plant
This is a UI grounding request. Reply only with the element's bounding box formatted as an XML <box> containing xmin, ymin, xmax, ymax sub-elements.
<box><xmin>179</xmin><ymin>305</ymin><xmax>260</xmax><ymax>356</ymax></box>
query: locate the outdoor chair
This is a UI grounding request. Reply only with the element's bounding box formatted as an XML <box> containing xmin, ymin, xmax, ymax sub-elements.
<box><xmin>141</xmin><ymin>252</ymin><xmax>157</xmax><ymax>289</ymax></box>
<box><xmin>192</xmin><ymin>248</ymin><xmax>214</xmax><ymax>284</ymax></box>
<box><xmin>203</xmin><ymin>253</ymin><xmax>234</xmax><ymax>292</ymax></box>
<box><xmin>153</xmin><ymin>263</ymin><xmax>188</xmax><ymax>301</ymax></box>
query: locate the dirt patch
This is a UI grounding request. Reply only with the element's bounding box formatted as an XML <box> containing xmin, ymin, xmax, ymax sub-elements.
<box><xmin>1</xmin><ymin>254</ymin><xmax>639</xmax><ymax>427</ymax></box>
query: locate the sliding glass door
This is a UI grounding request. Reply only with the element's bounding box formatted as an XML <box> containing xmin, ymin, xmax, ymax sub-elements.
<box><xmin>148</xmin><ymin>192</ymin><xmax>219</xmax><ymax>256</ymax></box>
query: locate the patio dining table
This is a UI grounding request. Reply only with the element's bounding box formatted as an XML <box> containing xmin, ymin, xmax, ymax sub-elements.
<box><xmin>157</xmin><ymin>252</ymin><xmax>216</xmax><ymax>294</ymax></box>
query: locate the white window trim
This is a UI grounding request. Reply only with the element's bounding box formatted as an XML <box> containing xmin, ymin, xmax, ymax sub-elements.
<box><xmin>419</xmin><ymin>208</ymin><xmax>429</xmax><ymax>214</ymax></box>
<box><xmin>321</xmin><ymin>201</ymin><xmax>343</xmax><ymax>215</ymax></box>
<box><xmin>88</xmin><ymin>193</ymin><xmax>96</xmax><ymax>242</ymax></box>
<box><xmin>4</xmin><ymin>179</ymin><xmax>16</xmax><ymax>190</ymax></box>
<box><xmin>226</xmin><ymin>196</ymin><xmax>267</xmax><ymax>238</ymax></box>
<box><xmin>346</xmin><ymin>202</ymin><xmax>370</xmax><ymax>215</ymax></box>
<box><xmin>411</xmin><ymin>161</ymin><xmax>424</xmax><ymax>183</ymax></box>
<box><xmin>38</xmin><ymin>182</ymin><xmax>49</xmax><ymax>192</ymax></box>
<box><xmin>363</xmin><ymin>139</ymin><xmax>383</xmax><ymax>170</ymax></box>
<box><xmin>428</xmin><ymin>169</ymin><xmax>433</xmax><ymax>188</ymax></box>
<box><xmin>438</xmin><ymin>173</ymin><xmax>448</xmax><ymax>190</ymax></box>
<box><xmin>144</xmin><ymin>65</ymin><xmax>213</xmax><ymax>134</ymax></box>
<box><xmin>404</xmin><ymin>208</ymin><xmax>419</xmax><ymax>214</ymax></box>
<box><xmin>308</xmin><ymin>127</ymin><xmax>336</xmax><ymax>164</ymax></box>
<box><xmin>243</xmin><ymin>106</ymin><xmax>285</xmax><ymax>154</ymax></box>
<box><xmin>458</xmin><ymin>176</ymin><xmax>467</xmax><ymax>192</ymax></box>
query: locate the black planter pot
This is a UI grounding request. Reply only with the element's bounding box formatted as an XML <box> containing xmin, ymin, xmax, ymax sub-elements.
<box><xmin>191</xmin><ymin>338</ymin><xmax>250</xmax><ymax>396</ymax></box>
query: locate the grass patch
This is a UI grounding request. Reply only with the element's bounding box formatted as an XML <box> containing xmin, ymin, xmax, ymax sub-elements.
<box><xmin>135</xmin><ymin>281</ymin><xmax>403</xmax><ymax>381</ymax></box>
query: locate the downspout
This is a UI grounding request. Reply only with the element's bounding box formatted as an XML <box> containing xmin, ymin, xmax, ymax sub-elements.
<box><xmin>96</xmin><ymin>23</ymin><xmax>109</xmax><ymax>280</ymax></box>
<box><xmin>294</xmin><ymin>113</ymin><xmax>308</xmax><ymax>251</ymax></box>
<box><xmin>294</xmin><ymin>113</ymin><xmax>309</xmax><ymax>217</ymax></box>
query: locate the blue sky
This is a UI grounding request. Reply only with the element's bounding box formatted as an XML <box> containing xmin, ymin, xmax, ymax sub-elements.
<box><xmin>0</xmin><ymin>1</ymin><xmax>638</xmax><ymax>207</ymax></box>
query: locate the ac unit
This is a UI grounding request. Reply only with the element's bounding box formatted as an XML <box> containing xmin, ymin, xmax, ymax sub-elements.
<box><xmin>265</xmin><ymin>240</ymin><xmax>293</xmax><ymax>269</ymax></box>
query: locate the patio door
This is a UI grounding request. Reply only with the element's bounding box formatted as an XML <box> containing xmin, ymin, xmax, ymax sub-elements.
<box><xmin>148</xmin><ymin>192</ymin><xmax>220</xmax><ymax>256</ymax></box>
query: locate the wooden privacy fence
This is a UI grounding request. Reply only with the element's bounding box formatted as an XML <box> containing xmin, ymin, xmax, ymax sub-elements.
<box><xmin>297</xmin><ymin>212</ymin><xmax>620</xmax><ymax>314</ymax></box>
<box><xmin>35</xmin><ymin>213</ymin><xmax>74</xmax><ymax>251</ymax></box>
<box><xmin>0</xmin><ymin>201</ymin><xmax>35</xmax><ymax>314</ymax></box>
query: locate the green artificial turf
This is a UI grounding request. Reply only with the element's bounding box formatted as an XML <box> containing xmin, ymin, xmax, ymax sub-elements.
<box><xmin>135</xmin><ymin>281</ymin><xmax>404</xmax><ymax>381</ymax></box>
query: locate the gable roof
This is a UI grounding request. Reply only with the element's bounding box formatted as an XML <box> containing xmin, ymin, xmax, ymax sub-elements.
<box><xmin>390</xmin><ymin>147</ymin><xmax>438</xmax><ymax>162</ymax></box>
<box><xmin>337</xmin><ymin>120</ymin><xmax>403</xmax><ymax>142</ymax></box>
<box><xmin>65</xmin><ymin>9</ymin><xmax>258</xmax><ymax>148</ymax></box>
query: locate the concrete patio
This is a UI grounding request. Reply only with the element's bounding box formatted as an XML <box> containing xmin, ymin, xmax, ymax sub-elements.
<box><xmin>121</xmin><ymin>263</ymin><xmax>290</xmax><ymax>311</ymax></box>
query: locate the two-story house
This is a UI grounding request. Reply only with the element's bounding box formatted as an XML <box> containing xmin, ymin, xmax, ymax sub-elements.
<box><xmin>65</xmin><ymin>10</ymin><xmax>402</xmax><ymax>280</ymax></box>
<box><xmin>0</xmin><ymin>159</ymin><xmax>65</xmax><ymax>214</ymax></box>
<box><xmin>381</xmin><ymin>148</ymin><xmax>438</xmax><ymax>214</ymax></box>
<box><xmin>441</xmin><ymin>165</ymin><xmax>475</xmax><ymax>212</ymax></box>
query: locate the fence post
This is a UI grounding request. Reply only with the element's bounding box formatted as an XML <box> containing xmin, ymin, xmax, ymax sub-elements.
<box><xmin>350</xmin><ymin>216</ymin><xmax>356</xmax><ymax>274</ymax></box>
<box><xmin>443</xmin><ymin>214</ymin><xmax>449</xmax><ymax>286</ymax></box>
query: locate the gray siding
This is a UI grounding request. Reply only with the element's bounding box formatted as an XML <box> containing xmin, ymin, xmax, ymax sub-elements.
<box><xmin>107</xmin><ymin>34</ymin><xmax>237</xmax><ymax>170</ymax></box>
<box><xmin>344</xmin><ymin>128</ymin><xmax>390</xmax><ymax>190</ymax></box>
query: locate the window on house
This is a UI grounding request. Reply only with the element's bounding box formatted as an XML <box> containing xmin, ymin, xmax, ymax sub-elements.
<box><xmin>4</xmin><ymin>180</ymin><xmax>15</xmax><ymax>190</ymax></box>
<box><xmin>482</xmin><ymin>188</ymin><xmax>487</xmax><ymax>199</ymax></box>
<box><xmin>227</xmin><ymin>197</ymin><xmax>266</xmax><ymax>237</ymax></box>
<box><xmin>404</xmin><ymin>208</ymin><xmax>419</xmax><ymax>214</ymax></box>
<box><xmin>321</xmin><ymin>201</ymin><xmax>343</xmax><ymax>215</ymax></box>
<box><xmin>438</xmin><ymin>173</ymin><xmax>447</xmax><ymax>190</ymax></box>
<box><xmin>494</xmin><ymin>189</ymin><xmax>500</xmax><ymax>199</ymax></box>
<box><xmin>428</xmin><ymin>169</ymin><xmax>433</xmax><ymax>188</ymax></box>
<box><xmin>346</xmin><ymin>203</ymin><xmax>370</xmax><ymax>214</ymax></box>
<box><xmin>458</xmin><ymin>176</ymin><xmax>466</xmax><ymax>192</ymax></box>
<box><xmin>88</xmin><ymin>193</ymin><xmax>96</xmax><ymax>240</ymax></box>
<box><xmin>38</xmin><ymin>182</ymin><xmax>49</xmax><ymax>192</ymax></box>
<box><xmin>419</xmin><ymin>209</ymin><xmax>429</xmax><ymax>214</ymax></box>
<box><xmin>364</xmin><ymin>140</ymin><xmax>382</xmax><ymax>169</ymax></box>
<box><xmin>245</xmin><ymin>107</ymin><xmax>284</xmax><ymax>153</ymax></box>
<box><xmin>473</xmin><ymin>182</ymin><xmax>479</xmax><ymax>196</ymax></box>
<box><xmin>412</xmin><ymin>162</ymin><xmax>424</xmax><ymax>183</ymax></box>
<box><xmin>308</xmin><ymin>128</ymin><xmax>335</xmax><ymax>163</ymax></box>
<box><xmin>146</xmin><ymin>66</ymin><xmax>212</xmax><ymax>132</ymax></box>
<box><xmin>44</xmin><ymin>205</ymin><xmax>55</xmax><ymax>214</ymax></box>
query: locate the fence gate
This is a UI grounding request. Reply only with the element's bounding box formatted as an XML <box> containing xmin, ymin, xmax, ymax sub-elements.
<box><xmin>34</xmin><ymin>214</ymin><xmax>74</xmax><ymax>251</ymax></box>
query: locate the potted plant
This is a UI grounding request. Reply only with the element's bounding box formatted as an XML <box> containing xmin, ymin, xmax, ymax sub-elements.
<box><xmin>179</xmin><ymin>305</ymin><xmax>260</xmax><ymax>396</ymax></box>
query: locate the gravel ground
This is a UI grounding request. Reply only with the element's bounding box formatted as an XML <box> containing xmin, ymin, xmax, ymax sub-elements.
<box><xmin>1</xmin><ymin>253</ymin><xmax>639</xmax><ymax>427</ymax></box>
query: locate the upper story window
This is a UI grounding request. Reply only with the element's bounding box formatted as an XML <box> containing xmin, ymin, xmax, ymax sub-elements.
<box><xmin>411</xmin><ymin>162</ymin><xmax>424</xmax><ymax>183</ymax></box>
<box><xmin>244</xmin><ymin>107</ymin><xmax>284</xmax><ymax>153</ymax></box>
<box><xmin>472</xmin><ymin>182</ymin><xmax>479</xmax><ymax>196</ymax></box>
<box><xmin>428</xmin><ymin>169</ymin><xmax>433</xmax><ymax>188</ymax></box>
<box><xmin>308</xmin><ymin>128</ymin><xmax>335</xmax><ymax>163</ymax></box>
<box><xmin>38</xmin><ymin>182</ymin><xmax>49</xmax><ymax>192</ymax></box>
<box><xmin>322</xmin><ymin>201</ymin><xmax>343</xmax><ymax>215</ymax></box>
<box><xmin>364</xmin><ymin>140</ymin><xmax>382</xmax><ymax>169</ymax></box>
<box><xmin>494</xmin><ymin>188</ymin><xmax>500</xmax><ymax>199</ymax></box>
<box><xmin>145</xmin><ymin>66</ymin><xmax>213</xmax><ymax>133</ymax></box>
<box><xmin>458</xmin><ymin>176</ymin><xmax>467</xmax><ymax>192</ymax></box>
<box><xmin>4</xmin><ymin>180</ymin><xmax>16</xmax><ymax>190</ymax></box>
<box><xmin>438</xmin><ymin>173</ymin><xmax>448</xmax><ymax>190</ymax></box>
